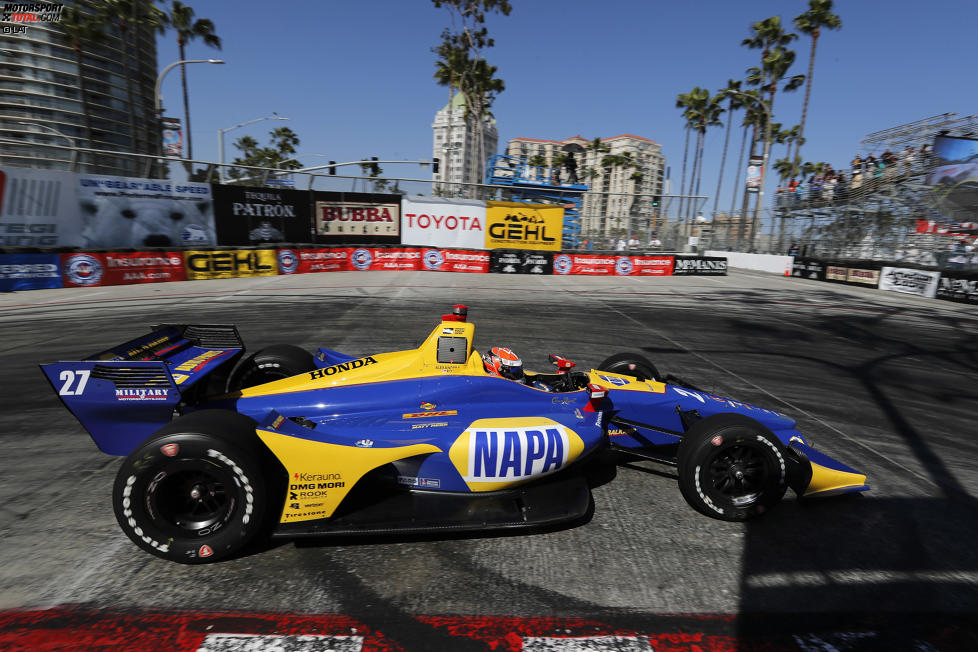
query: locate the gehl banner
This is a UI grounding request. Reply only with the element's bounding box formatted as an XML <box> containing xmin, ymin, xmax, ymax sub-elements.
<box><xmin>184</xmin><ymin>249</ymin><xmax>278</xmax><ymax>280</ymax></box>
<box><xmin>484</xmin><ymin>201</ymin><xmax>563</xmax><ymax>251</ymax></box>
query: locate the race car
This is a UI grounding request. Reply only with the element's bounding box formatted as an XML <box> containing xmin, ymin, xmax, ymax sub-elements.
<box><xmin>41</xmin><ymin>305</ymin><xmax>868</xmax><ymax>564</ymax></box>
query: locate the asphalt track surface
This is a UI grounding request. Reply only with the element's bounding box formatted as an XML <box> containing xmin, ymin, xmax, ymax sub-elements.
<box><xmin>1</xmin><ymin>270</ymin><xmax>978</xmax><ymax>651</ymax></box>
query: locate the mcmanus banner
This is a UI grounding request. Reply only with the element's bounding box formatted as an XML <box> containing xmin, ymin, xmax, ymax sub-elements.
<box><xmin>672</xmin><ymin>256</ymin><xmax>727</xmax><ymax>275</ymax></box>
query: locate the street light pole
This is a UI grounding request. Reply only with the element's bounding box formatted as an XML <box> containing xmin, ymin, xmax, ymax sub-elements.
<box><xmin>154</xmin><ymin>59</ymin><xmax>224</xmax><ymax>168</ymax></box>
<box><xmin>726</xmin><ymin>90</ymin><xmax>772</xmax><ymax>251</ymax></box>
<box><xmin>18</xmin><ymin>121</ymin><xmax>77</xmax><ymax>171</ymax></box>
<box><xmin>217</xmin><ymin>115</ymin><xmax>290</xmax><ymax>183</ymax></box>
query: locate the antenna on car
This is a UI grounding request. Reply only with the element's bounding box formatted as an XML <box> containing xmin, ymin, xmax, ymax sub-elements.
<box><xmin>442</xmin><ymin>304</ymin><xmax>468</xmax><ymax>322</ymax></box>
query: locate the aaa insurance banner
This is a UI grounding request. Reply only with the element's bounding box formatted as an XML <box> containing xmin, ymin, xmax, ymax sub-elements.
<box><xmin>484</xmin><ymin>201</ymin><xmax>563</xmax><ymax>251</ymax></box>
<box><xmin>60</xmin><ymin>251</ymin><xmax>187</xmax><ymax>287</ymax></box>
<box><xmin>401</xmin><ymin>196</ymin><xmax>485</xmax><ymax>249</ymax></box>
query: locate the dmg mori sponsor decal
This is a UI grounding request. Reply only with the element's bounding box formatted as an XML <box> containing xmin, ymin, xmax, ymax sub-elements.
<box><xmin>308</xmin><ymin>356</ymin><xmax>378</xmax><ymax>380</ymax></box>
<box><xmin>448</xmin><ymin>417</ymin><xmax>585</xmax><ymax>490</ymax></box>
<box><xmin>184</xmin><ymin>249</ymin><xmax>276</xmax><ymax>280</ymax></box>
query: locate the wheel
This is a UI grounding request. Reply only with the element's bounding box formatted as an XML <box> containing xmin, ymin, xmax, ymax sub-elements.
<box><xmin>112</xmin><ymin>410</ymin><xmax>271</xmax><ymax>564</ymax></box>
<box><xmin>676</xmin><ymin>413</ymin><xmax>788</xmax><ymax>521</ymax></box>
<box><xmin>226</xmin><ymin>344</ymin><xmax>315</xmax><ymax>391</ymax></box>
<box><xmin>597</xmin><ymin>352</ymin><xmax>661</xmax><ymax>381</ymax></box>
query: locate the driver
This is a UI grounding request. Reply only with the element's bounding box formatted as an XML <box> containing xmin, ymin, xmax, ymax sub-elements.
<box><xmin>482</xmin><ymin>346</ymin><xmax>525</xmax><ymax>381</ymax></box>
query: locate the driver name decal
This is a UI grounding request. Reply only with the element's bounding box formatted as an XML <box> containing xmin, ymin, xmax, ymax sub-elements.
<box><xmin>449</xmin><ymin>418</ymin><xmax>585</xmax><ymax>490</ymax></box>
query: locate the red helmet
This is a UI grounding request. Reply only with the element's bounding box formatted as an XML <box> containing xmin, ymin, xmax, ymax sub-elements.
<box><xmin>482</xmin><ymin>346</ymin><xmax>524</xmax><ymax>380</ymax></box>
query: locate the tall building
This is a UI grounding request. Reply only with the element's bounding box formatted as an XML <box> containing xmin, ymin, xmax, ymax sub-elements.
<box><xmin>431</xmin><ymin>92</ymin><xmax>498</xmax><ymax>197</ymax></box>
<box><xmin>0</xmin><ymin>2</ymin><xmax>160</xmax><ymax>175</ymax></box>
<box><xmin>506</xmin><ymin>134</ymin><xmax>665</xmax><ymax>239</ymax></box>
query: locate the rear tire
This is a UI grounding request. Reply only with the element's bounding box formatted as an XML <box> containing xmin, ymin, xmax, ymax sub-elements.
<box><xmin>677</xmin><ymin>413</ymin><xmax>788</xmax><ymax>521</ymax></box>
<box><xmin>226</xmin><ymin>344</ymin><xmax>315</xmax><ymax>391</ymax></box>
<box><xmin>112</xmin><ymin>411</ymin><xmax>269</xmax><ymax>564</ymax></box>
<box><xmin>597</xmin><ymin>352</ymin><xmax>661</xmax><ymax>381</ymax></box>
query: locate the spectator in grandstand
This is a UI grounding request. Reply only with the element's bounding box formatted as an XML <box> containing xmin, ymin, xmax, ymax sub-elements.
<box><xmin>851</xmin><ymin>154</ymin><xmax>863</xmax><ymax>172</ymax></box>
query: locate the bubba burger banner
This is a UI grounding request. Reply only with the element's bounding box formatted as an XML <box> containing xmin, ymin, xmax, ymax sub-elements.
<box><xmin>421</xmin><ymin>248</ymin><xmax>489</xmax><ymax>273</ymax></box>
<box><xmin>61</xmin><ymin>251</ymin><xmax>187</xmax><ymax>287</ymax></box>
<box><xmin>183</xmin><ymin>249</ymin><xmax>278</xmax><ymax>280</ymax></box>
<box><xmin>401</xmin><ymin>197</ymin><xmax>485</xmax><ymax>249</ymax></box>
<box><xmin>314</xmin><ymin>192</ymin><xmax>400</xmax><ymax>242</ymax></box>
<box><xmin>484</xmin><ymin>201</ymin><xmax>563</xmax><ymax>251</ymax></box>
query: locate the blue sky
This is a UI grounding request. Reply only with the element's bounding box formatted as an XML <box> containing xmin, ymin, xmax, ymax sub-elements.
<box><xmin>155</xmin><ymin>0</ymin><xmax>978</xmax><ymax>218</ymax></box>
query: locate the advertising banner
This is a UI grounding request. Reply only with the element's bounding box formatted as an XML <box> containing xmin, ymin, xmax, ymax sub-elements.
<box><xmin>276</xmin><ymin>248</ymin><xmax>350</xmax><ymax>274</ymax></box>
<box><xmin>162</xmin><ymin>117</ymin><xmax>183</xmax><ymax>158</ymax></box>
<box><xmin>488</xmin><ymin>250</ymin><xmax>553</xmax><ymax>274</ymax></box>
<box><xmin>77</xmin><ymin>174</ymin><xmax>215</xmax><ymax>248</ymax></box>
<box><xmin>421</xmin><ymin>248</ymin><xmax>490</xmax><ymax>273</ymax></box>
<box><xmin>348</xmin><ymin>247</ymin><xmax>421</xmax><ymax>271</ymax></box>
<box><xmin>484</xmin><ymin>201</ymin><xmax>563</xmax><ymax>251</ymax></box>
<box><xmin>791</xmin><ymin>257</ymin><xmax>826</xmax><ymax>281</ymax></box>
<box><xmin>615</xmin><ymin>255</ymin><xmax>673</xmax><ymax>276</ymax></box>
<box><xmin>212</xmin><ymin>185</ymin><xmax>312</xmax><ymax>246</ymax></box>
<box><xmin>879</xmin><ymin>266</ymin><xmax>940</xmax><ymax>298</ymax></box>
<box><xmin>746</xmin><ymin>155</ymin><xmax>763</xmax><ymax>194</ymax></box>
<box><xmin>60</xmin><ymin>251</ymin><xmax>188</xmax><ymax>287</ymax></box>
<box><xmin>183</xmin><ymin>249</ymin><xmax>277</xmax><ymax>280</ymax></box>
<box><xmin>846</xmin><ymin>268</ymin><xmax>880</xmax><ymax>286</ymax></box>
<box><xmin>936</xmin><ymin>273</ymin><xmax>978</xmax><ymax>304</ymax></box>
<box><xmin>314</xmin><ymin>192</ymin><xmax>400</xmax><ymax>242</ymax></box>
<box><xmin>0</xmin><ymin>253</ymin><xmax>62</xmax><ymax>292</ymax></box>
<box><xmin>672</xmin><ymin>256</ymin><xmax>728</xmax><ymax>276</ymax></box>
<box><xmin>401</xmin><ymin>197</ymin><xmax>486</xmax><ymax>249</ymax></box>
<box><xmin>0</xmin><ymin>166</ymin><xmax>80</xmax><ymax>247</ymax></box>
<box><xmin>825</xmin><ymin>265</ymin><xmax>849</xmax><ymax>282</ymax></box>
<box><xmin>553</xmin><ymin>253</ymin><xmax>616</xmax><ymax>275</ymax></box>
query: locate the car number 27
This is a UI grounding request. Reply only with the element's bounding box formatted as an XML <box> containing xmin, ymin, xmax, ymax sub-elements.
<box><xmin>59</xmin><ymin>369</ymin><xmax>91</xmax><ymax>395</ymax></box>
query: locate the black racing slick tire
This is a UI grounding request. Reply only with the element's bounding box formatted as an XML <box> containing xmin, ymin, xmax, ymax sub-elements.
<box><xmin>226</xmin><ymin>344</ymin><xmax>316</xmax><ymax>391</ymax></box>
<box><xmin>676</xmin><ymin>413</ymin><xmax>788</xmax><ymax>521</ymax></box>
<box><xmin>597</xmin><ymin>352</ymin><xmax>661</xmax><ymax>381</ymax></box>
<box><xmin>112</xmin><ymin>411</ymin><xmax>269</xmax><ymax>564</ymax></box>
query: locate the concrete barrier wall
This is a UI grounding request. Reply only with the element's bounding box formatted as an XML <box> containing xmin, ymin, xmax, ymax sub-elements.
<box><xmin>706</xmin><ymin>251</ymin><xmax>792</xmax><ymax>275</ymax></box>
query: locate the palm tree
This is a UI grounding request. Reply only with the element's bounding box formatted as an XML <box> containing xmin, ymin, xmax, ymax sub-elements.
<box><xmin>712</xmin><ymin>79</ymin><xmax>745</xmax><ymax>222</ymax></box>
<box><xmin>162</xmin><ymin>1</ymin><xmax>221</xmax><ymax>160</ymax></box>
<box><xmin>585</xmin><ymin>138</ymin><xmax>610</xmax><ymax>216</ymax></box>
<box><xmin>674</xmin><ymin>90</ymin><xmax>696</xmax><ymax>224</ymax></box>
<box><xmin>60</xmin><ymin>6</ymin><xmax>104</xmax><ymax>169</ymax></box>
<box><xmin>687</xmin><ymin>90</ymin><xmax>724</xmax><ymax>222</ymax></box>
<box><xmin>97</xmin><ymin>0</ymin><xmax>167</xmax><ymax>162</ymax></box>
<box><xmin>793</xmin><ymin>1</ymin><xmax>842</xmax><ymax>166</ymax></box>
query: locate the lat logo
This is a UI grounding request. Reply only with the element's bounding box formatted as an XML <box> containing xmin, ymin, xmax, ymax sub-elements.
<box><xmin>160</xmin><ymin>443</ymin><xmax>179</xmax><ymax>457</ymax></box>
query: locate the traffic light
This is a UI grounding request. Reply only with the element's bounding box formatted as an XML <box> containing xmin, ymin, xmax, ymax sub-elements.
<box><xmin>328</xmin><ymin>161</ymin><xmax>336</xmax><ymax>175</ymax></box>
<box><xmin>652</xmin><ymin>195</ymin><xmax>661</xmax><ymax>207</ymax></box>
<box><xmin>370</xmin><ymin>156</ymin><xmax>380</xmax><ymax>175</ymax></box>
<box><xmin>432</xmin><ymin>157</ymin><xmax>440</xmax><ymax>173</ymax></box>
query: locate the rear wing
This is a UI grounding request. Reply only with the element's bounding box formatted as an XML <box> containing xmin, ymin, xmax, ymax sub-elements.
<box><xmin>40</xmin><ymin>325</ymin><xmax>245</xmax><ymax>455</ymax></box>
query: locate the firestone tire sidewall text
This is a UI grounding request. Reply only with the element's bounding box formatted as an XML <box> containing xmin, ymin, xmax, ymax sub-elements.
<box><xmin>112</xmin><ymin>433</ymin><xmax>267</xmax><ymax>564</ymax></box>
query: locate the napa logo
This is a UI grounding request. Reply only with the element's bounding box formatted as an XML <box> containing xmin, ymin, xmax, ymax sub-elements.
<box><xmin>448</xmin><ymin>417</ymin><xmax>585</xmax><ymax>490</ymax></box>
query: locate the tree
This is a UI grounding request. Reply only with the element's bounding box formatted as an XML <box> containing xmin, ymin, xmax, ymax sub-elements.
<box><xmin>227</xmin><ymin>126</ymin><xmax>302</xmax><ymax>184</ymax></box>
<box><xmin>60</xmin><ymin>6</ymin><xmax>104</xmax><ymax>162</ymax></box>
<box><xmin>793</xmin><ymin>1</ymin><xmax>842</xmax><ymax>166</ymax></box>
<box><xmin>528</xmin><ymin>154</ymin><xmax>547</xmax><ymax>168</ymax></box>
<box><xmin>96</xmin><ymin>1</ymin><xmax>167</xmax><ymax>159</ymax></box>
<box><xmin>162</xmin><ymin>1</ymin><xmax>221</xmax><ymax>160</ymax></box>
<box><xmin>432</xmin><ymin>0</ymin><xmax>511</xmax><ymax>197</ymax></box>
<box><xmin>585</xmin><ymin>138</ymin><xmax>610</xmax><ymax>215</ymax></box>
<box><xmin>712</xmin><ymin>79</ymin><xmax>745</xmax><ymax>221</ymax></box>
<box><xmin>688</xmin><ymin>90</ymin><xmax>725</xmax><ymax>222</ymax></box>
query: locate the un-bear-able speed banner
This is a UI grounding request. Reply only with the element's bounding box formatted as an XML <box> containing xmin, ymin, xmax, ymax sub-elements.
<box><xmin>484</xmin><ymin>201</ymin><xmax>563</xmax><ymax>251</ymax></box>
<box><xmin>401</xmin><ymin>197</ymin><xmax>485</xmax><ymax>249</ymax></box>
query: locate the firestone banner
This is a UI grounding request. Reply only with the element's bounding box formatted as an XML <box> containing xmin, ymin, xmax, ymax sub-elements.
<box><xmin>0</xmin><ymin>166</ymin><xmax>80</xmax><ymax>247</ymax></box>
<box><xmin>77</xmin><ymin>174</ymin><xmax>215</xmax><ymax>248</ymax></box>
<box><xmin>485</xmin><ymin>201</ymin><xmax>563</xmax><ymax>251</ymax></box>
<box><xmin>401</xmin><ymin>197</ymin><xmax>485</xmax><ymax>249</ymax></box>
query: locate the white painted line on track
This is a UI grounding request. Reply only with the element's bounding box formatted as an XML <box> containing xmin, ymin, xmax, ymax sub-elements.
<box><xmin>197</xmin><ymin>634</ymin><xmax>364</xmax><ymax>651</ymax></box>
<box><xmin>523</xmin><ymin>635</ymin><xmax>653</xmax><ymax>651</ymax></box>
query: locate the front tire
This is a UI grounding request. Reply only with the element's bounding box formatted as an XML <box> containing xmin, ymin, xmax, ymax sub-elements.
<box><xmin>112</xmin><ymin>411</ymin><xmax>269</xmax><ymax>564</ymax></box>
<box><xmin>597</xmin><ymin>352</ymin><xmax>661</xmax><ymax>381</ymax></box>
<box><xmin>677</xmin><ymin>413</ymin><xmax>788</xmax><ymax>521</ymax></box>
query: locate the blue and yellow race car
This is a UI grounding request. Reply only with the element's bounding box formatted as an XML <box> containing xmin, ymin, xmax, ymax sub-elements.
<box><xmin>41</xmin><ymin>305</ymin><xmax>868</xmax><ymax>564</ymax></box>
